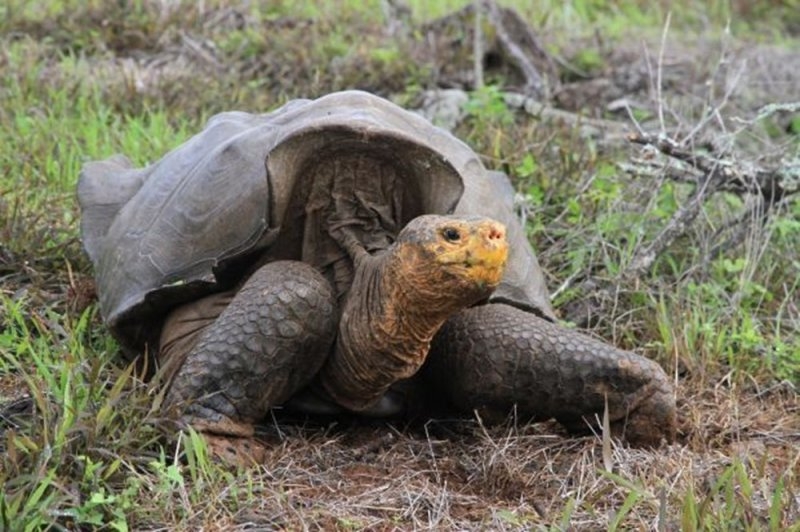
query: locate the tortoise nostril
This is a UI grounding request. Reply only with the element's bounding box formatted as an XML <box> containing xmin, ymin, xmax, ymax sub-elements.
<box><xmin>487</xmin><ymin>227</ymin><xmax>503</xmax><ymax>240</ymax></box>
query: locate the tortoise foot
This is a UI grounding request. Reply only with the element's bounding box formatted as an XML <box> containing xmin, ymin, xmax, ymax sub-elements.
<box><xmin>557</xmin><ymin>371</ymin><xmax>676</xmax><ymax>446</ymax></box>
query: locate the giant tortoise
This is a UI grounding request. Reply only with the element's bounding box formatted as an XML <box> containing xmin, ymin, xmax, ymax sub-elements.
<box><xmin>78</xmin><ymin>91</ymin><xmax>676</xmax><ymax>462</ymax></box>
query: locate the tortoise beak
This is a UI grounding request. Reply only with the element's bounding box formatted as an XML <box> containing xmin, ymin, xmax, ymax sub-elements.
<box><xmin>465</xmin><ymin>220</ymin><xmax>508</xmax><ymax>287</ymax></box>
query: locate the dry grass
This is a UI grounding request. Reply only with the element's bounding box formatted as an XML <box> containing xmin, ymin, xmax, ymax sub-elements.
<box><xmin>84</xmin><ymin>378</ymin><xmax>797</xmax><ymax>529</ymax></box>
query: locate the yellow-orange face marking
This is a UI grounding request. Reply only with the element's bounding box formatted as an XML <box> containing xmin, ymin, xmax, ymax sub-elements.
<box><xmin>424</xmin><ymin>219</ymin><xmax>509</xmax><ymax>288</ymax></box>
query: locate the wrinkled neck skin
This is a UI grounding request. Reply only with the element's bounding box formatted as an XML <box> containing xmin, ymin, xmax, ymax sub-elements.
<box><xmin>319</xmin><ymin>242</ymin><xmax>492</xmax><ymax>412</ymax></box>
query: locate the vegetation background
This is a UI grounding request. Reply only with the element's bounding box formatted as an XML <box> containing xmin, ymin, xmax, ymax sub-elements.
<box><xmin>1</xmin><ymin>0</ymin><xmax>798</xmax><ymax>529</ymax></box>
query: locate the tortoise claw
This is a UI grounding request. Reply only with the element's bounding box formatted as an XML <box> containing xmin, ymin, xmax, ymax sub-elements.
<box><xmin>183</xmin><ymin>417</ymin><xmax>266</xmax><ymax>466</ymax></box>
<box><xmin>612</xmin><ymin>376</ymin><xmax>677</xmax><ymax>446</ymax></box>
<box><xmin>201</xmin><ymin>433</ymin><xmax>267</xmax><ymax>466</ymax></box>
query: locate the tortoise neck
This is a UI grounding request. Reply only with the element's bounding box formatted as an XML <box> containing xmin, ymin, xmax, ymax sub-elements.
<box><xmin>381</xmin><ymin>243</ymin><xmax>466</xmax><ymax>334</ymax></box>
<box><xmin>350</xmin><ymin>246</ymin><xmax>456</xmax><ymax>353</ymax></box>
<box><xmin>319</xmin><ymin>243</ymin><xmax>468</xmax><ymax>412</ymax></box>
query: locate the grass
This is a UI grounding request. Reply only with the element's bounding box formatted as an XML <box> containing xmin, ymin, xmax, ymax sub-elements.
<box><xmin>1</xmin><ymin>0</ymin><xmax>799</xmax><ymax>529</ymax></box>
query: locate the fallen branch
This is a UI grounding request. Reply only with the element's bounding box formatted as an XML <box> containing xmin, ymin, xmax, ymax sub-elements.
<box><xmin>619</xmin><ymin>133</ymin><xmax>799</xmax><ymax>278</ymax></box>
<box><xmin>563</xmin><ymin>132</ymin><xmax>799</xmax><ymax>326</ymax></box>
<box><xmin>421</xmin><ymin>0</ymin><xmax>559</xmax><ymax>99</ymax></box>
<box><xmin>628</xmin><ymin>133</ymin><xmax>800</xmax><ymax>200</ymax></box>
<box><xmin>415</xmin><ymin>89</ymin><xmax>630</xmax><ymax>140</ymax></box>
<box><xmin>481</xmin><ymin>0</ymin><xmax>553</xmax><ymax>97</ymax></box>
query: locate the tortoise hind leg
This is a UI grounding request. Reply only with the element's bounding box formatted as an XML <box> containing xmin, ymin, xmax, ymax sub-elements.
<box><xmin>425</xmin><ymin>304</ymin><xmax>676</xmax><ymax>446</ymax></box>
<box><xmin>163</xmin><ymin>260</ymin><xmax>337</xmax><ymax>464</ymax></box>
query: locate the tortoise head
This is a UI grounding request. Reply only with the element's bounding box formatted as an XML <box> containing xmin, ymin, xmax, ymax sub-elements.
<box><xmin>391</xmin><ymin>215</ymin><xmax>509</xmax><ymax>307</ymax></box>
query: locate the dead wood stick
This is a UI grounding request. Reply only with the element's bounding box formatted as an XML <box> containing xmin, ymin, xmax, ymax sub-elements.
<box><xmin>628</xmin><ymin>133</ymin><xmax>799</xmax><ymax>201</ymax></box>
<box><xmin>625</xmin><ymin>175</ymin><xmax>717</xmax><ymax>278</ymax></box>
<box><xmin>473</xmin><ymin>0</ymin><xmax>484</xmax><ymax>89</ymax></box>
<box><xmin>483</xmin><ymin>0</ymin><xmax>546</xmax><ymax>96</ymax></box>
<box><xmin>623</xmin><ymin>133</ymin><xmax>798</xmax><ymax>278</ymax></box>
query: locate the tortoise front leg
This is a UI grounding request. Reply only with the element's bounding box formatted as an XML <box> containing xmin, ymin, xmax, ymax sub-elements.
<box><xmin>163</xmin><ymin>260</ymin><xmax>337</xmax><ymax>463</ymax></box>
<box><xmin>426</xmin><ymin>304</ymin><xmax>676</xmax><ymax>446</ymax></box>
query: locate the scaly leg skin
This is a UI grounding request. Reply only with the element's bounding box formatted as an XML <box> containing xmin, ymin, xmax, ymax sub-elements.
<box><xmin>426</xmin><ymin>304</ymin><xmax>676</xmax><ymax>446</ymax></box>
<box><xmin>163</xmin><ymin>260</ymin><xmax>337</xmax><ymax>464</ymax></box>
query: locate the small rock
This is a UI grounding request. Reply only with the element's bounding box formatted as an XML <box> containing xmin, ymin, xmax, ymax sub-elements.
<box><xmin>413</xmin><ymin>89</ymin><xmax>469</xmax><ymax>131</ymax></box>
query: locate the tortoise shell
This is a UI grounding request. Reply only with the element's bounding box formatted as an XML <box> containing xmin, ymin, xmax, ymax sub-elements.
<box><xmin>78</xmin><ymin>91</ymin><xmax>555</xmax><ymax>357</ymax></box>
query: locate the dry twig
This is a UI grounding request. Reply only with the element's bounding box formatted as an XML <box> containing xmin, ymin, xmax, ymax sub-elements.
<box><xmin>624</xmin><ymin>132</ymin><xmax>800</xmax><ymax>275</ymax></box>
<box><xmin>422</xmin><ymin>0</ymin><xmax>558</xmax><ymax>98</ymax></box>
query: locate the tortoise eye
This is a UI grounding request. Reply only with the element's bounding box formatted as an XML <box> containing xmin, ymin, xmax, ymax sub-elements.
<box><xmin>442</xmin><ymin>227</ymin><xmax>461</xmax><ymax>242</ymax></box>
